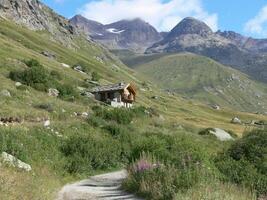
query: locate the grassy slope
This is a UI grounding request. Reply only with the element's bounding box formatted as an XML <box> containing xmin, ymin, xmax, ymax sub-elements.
<box><xmin>133</xmin><ymin>53</ymin><xmax>267</xmax><ymax>113</ymax></box>
<box><xmin>0</xmin><ymin>19</ymin><xmax>266</xmax><ymax>199</ymax></box>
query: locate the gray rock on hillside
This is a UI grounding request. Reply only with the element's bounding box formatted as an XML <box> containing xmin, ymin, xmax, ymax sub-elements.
<box><xmin>231</xmin><ymin>117</ymin><xmax>242</xmax><ymax>124</ymax></box>
<box><xmin>209</xmin><ymin>128</ymin><xmax>234</xmax><ymax>141</ymax></box>
<box><xmin>0</xmin><ymin>89</ymin><xmax>11</xmax><ymax>97</ymax></box>
<box><xmin>0</xmin><ymin>0</ymin><xmax>78</xmax><ymax>46</ymax></box>
<box><xmin>48</xmin><ymin>88</ymin><xmax>59</xmax><ymax>97</ymax></box>
<box><xmin>1</xmin><ymin>152</ymin><xmax>32</xmax><ymax>172</ymax></box>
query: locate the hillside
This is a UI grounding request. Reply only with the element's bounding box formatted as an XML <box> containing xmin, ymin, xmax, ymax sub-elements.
<box><xmin>134</xmin><ymin>53</ymin><xmax>267</xmax><ymax>113</ymax></box>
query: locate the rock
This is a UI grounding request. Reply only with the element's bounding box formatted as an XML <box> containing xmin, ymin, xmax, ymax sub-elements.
<box><xmin>15</xmin><ymin>82</ymin><xmax>22</xmax><ymax>87</ymax></box>
<box><xmin>77</xmin><ymin>86</ymin><xmax>86</xmax><ymax>91</ymax></box>
<box><xmin>41</xmin><ymin>51</ymin><xmax>56</xmax><ymax>59</ymax></box>
<box><xmin>81</xmin><ymin>91</ymin><xmax>95</xmax><ymax>98</ymax></box>
<box><xmin>151</xmin><ymin>96</ymin><xmax>159</xmax><ymax>100</ymax></box>
<box><xmin>73</xmin><ymin>65</ymin><xmax>86</xmax><ymax>74</ymax></box>
<box><xmin>44</xmin><ymin>120</ymin><xmax>50</xmax><ymax>127</ymax></box>
<box><xmin>81</xmin><ymin>112</ymin><xmax>89</xmax><ymax>118</ymax></box>
<box><xmin>209</xmin><ymin>128</ymin><xmax>234</xmax><ymax>141</ymax></box>
<box><xmin>61</xmin><ymin>63</ymin><xmax>70</xmax><ymax>68</ymax></box>
<box><xmin>0</xmin><ymin>89</ymin><xmax>11</xmax><ymax>97</ymax></box>
<box><xmin>48</xmin><ymin>88</ymin><xmax>59</xmax><ymax>97</ymax></box>
<box><xmin>231</xmin><ymin>117</ymin><xmax>242</xmax><ymax>124</ymax></box>
<box><xmin>212</xmin><ymin>105</ymin><xmax>220</xmax><ymax>110</ymax></box>
<box><xmin>1</xmin><ymin>152</ymin><xmax>32</xmax><ymax>172</ymax></box>
<box><xmin>88</xmin><ymin>80</ymin><xmax>100</xmax><ymax>85</ymax></box>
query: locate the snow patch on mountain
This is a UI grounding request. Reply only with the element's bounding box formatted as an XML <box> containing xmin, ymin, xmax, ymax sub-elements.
<box><xmin>106</xmin><ymin>28</ymin><xmax>125</xmax><ymax>34</ymax></box>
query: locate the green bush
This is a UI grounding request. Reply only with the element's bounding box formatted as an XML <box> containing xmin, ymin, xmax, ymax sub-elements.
<box><xmin>23</xmin><ymin>59</ymin><xmax>42</xmax><ymax>68</ymax></box>
<box><xmin>91</xmin><ymin>71</ymin><xmax>100</xmax><ymax>81</ymax></box>
<box><xmin>104</xmin><ymin>123</ymin><xmax>126</xmax><ymax>137</ymax></box>
<box><xmin>215</xmin><ymin>130</ymin><xmax>267</xmax><ymax>196</ymax></box>
<box><xmin>10</xmin><ymin>59</ymin><xmax>78</xmax><ymax>101</ymax></box>
<box><xmin>93</xmin><ymin>106</ymin><xmax>145</xmax><ymax>125</ymax></box>
<box><xmin>60</xmin><ymin>134</ymin><xmax>122</xmax><ymax>174</ymax></box>
<box><xmin>56</xmin><ymin>83</ymin><xmax>78</xmax><ymax>100</ymax></box>
<box><xmin>50</xmin><ymin>70</ymin><xmax>62</xmax><ymax>80</ymax></box>
<box><xmin>10</xmin><ymin>60</ymin><xmax>52</xmax><ymax>92</ymax></box>
<box><xmin>124</xmin><ymin>152</ymin><xmax>209</xmax><ymax>200</ymax></box>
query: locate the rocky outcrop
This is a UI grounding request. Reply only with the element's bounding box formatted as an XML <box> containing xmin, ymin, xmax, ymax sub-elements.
<box><xmin>1</xmin><ymin>152</ymin><xmax>32</xmax><ymax>171</ymax></box>
<box><xmin>0</xmin><ymin>0</ymin><xmax>78</xmax><ymax>46</ymax></box>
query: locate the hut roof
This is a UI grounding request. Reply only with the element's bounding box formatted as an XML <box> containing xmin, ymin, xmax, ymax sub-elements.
<box><xmin>91</xmin><ymin>82</ymin><xmax>130</xmax><ymax>93</ymax></box>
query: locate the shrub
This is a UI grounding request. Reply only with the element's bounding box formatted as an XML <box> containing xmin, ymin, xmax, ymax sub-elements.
<box><xmin>87</xmin><ymin>116</ymin><xmax>106</xmax><ymax>127</ymax></box>
<box><xmin>215</xmin><ymin>130</ymin><xmax>267</xmax><ymax>196</ymax></box>
<box><xmin>60</xmin><ymin>134</ymin><xmax>122</xmax><ymax>174</ymax></box>
<box><xmin>124</xmin><ymin>152</ymin><xmax>208</xmax><ymax>200</ymax></box>
<box><xmin>50</xmin><ymin>70</ymin><xmax>62</xmax><ymax>80</ymax></box>
<box><xmin>93</xmin><ymin>106</ymin><xmax>145</xmax><ymax>125</ymax></box>
<box><xmin>104</xmin><ymin>123</ymin><xmax>126</xmax><ymax>137</ymax></box>
<box><xmin>56</xmin><ymin>83</ymin><xmax>78</xmax><ymax>100</ymax></box>
<box><xmin>9</xmin><ymin>60</ymin><xmax>52</xmax><ymax>92</ymax></box>
<box><xmin>91</xmin><ymin>71</ymin><xmax>100</xmax><ymax>81</ymax></box>
<box><xmin>24</xmin><ymin>59</ymin><xmax>42</xmax><ymax>68</ymax></box>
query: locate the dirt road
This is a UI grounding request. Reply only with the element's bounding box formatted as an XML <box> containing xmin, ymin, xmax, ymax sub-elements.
<box><xmin>56</xmin><ymin>170</ymin><xmax>143</xmax><ymax>200</ymax></box>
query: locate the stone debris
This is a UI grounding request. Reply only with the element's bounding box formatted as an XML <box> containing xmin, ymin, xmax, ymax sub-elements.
<box><xmin>73</xmin><ymin>65</ymin><xmax>86</xmax><ymax>74</ymax></box>
<box><xmin>61</xmin><ymin>63</ymin><xmax>70</xmax><ymax>68</ymax></box>
<box><xmin>41</xmin><ymin>51</ymin><xmax>56</xmax><ymax>59</ymax></box>
<box><xmin>231</xmin><ymin>117</ymin><xmax>242</xmax><ymax>124</ymax></box>
<box><xmin>0</xmin><ymin>89</ymin><xmax>11</xmax><ymax>97</ymax></box>
<box><xmin>48</xmin><ymin>88</ymin><xmax>59</xmax><ymax>97</ymax></box>
<box><xmin>44</xmin><ymin>120</ymin><xmax>51</xmax><ymax>127</ymax></box>
<box><xmin>15</xmin><ymin>82</ymin><xmax>22</xmax><ymax>87</ymax></box>
<box><xmin>212</xmin><ymin>105</ymin><xmax>220</xmax><ymax>110</ymax></box>
<box><xmin>1</xmin><ymin>152</ymin><xmax>32</xmax><ymax>172</ymax></box>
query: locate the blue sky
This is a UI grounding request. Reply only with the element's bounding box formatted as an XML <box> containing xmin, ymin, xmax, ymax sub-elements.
<box><xmin>41</xmin><ymin>0</ymin><xmax>267</xmax><ymax>38</ymax></box>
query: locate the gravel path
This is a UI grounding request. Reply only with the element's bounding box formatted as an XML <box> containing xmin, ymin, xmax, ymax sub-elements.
<box><xmin>56</xmin><ymin>170</ymin><xmax>143</xmax><ymax>200</ymax></box>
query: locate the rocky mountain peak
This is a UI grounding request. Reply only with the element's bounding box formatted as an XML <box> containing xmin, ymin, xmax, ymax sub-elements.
<box><xmin>166</xmin><ymin>17</ymin><xmax>213</xmax><ymax>39</ymax></box>
<box><xmin>0</xmin><ymin>0</ymin><xmax>77</xmax><ymax>46</ymax></box>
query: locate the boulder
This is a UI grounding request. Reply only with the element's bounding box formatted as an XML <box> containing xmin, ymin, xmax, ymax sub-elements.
<box><xmin>15</xmin><ymin>82</ymin><xmax>22</xmax><ymax>87</ymax></box>
<box><xmin>1</xmin><ymin>152</ymin><xmax>32</xmax><ymax>172</ymax></box>
<box><xmin>81</xmin><ymin>91</ymin><xmax>95</xmax><ymax>98</ymax></box>
<box><xmin>41</xmin><ymin>51</ymin><xmax>56</xmax><ymax>59</ymax></box>
<box><xmin>212</xmin><ymin>105</ymin><xmax>220</xmax><ymax>110</ymax></box>
<box><xmin>0</xmin><ymin>89</ymin><xmax>11</xmax><ymax>97</ymax></box>
<box><xmin>73</xmin><ymin>65</ymin><xmax>86</xmax><ymax>74</ymax></box>
<box><xmin>61</xmin><ymin>63</ymin><xmax>70</xmax><ymax>68</ymax></box>
<box><xmin>81</xmin><ymin>112</ymin><xmax>89</xmax><ymax>118</ymax></box>
<box><xmin>44</xmin><ymin>120</ymin><xmax>50</xmax><ymax>127</ymax></box>
<box><xmin>231</xmin><ymin>117</ymin><xmax>242</xmax><ymax>124</ymax></box>
<box><xmin>48</xmin><ymin>88</ymin><xmax>59</xmax><ymax>97</ymax></box>
<box><xmin>209</xmin><ymin>128</ymin><xmax>234</xmax><ymax>141</ymax></box>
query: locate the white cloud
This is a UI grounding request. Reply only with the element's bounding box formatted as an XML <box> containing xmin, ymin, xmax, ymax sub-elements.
<box><xmin>244</xmin><ymin>5</ymin><xmax>267</xmax><ymax>37</ymax></box>
<box><xmin>78</xmin><ymin>0</ymin><xmax>218</xmax><ymax>31</ymax></box>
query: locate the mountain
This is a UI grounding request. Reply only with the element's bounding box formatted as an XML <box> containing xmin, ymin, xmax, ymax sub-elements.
<box><xmin>0</xmin><ymin>0</ymin><xmax>77</xmax><ymax>46</ymax></box>
<box><xmin>69</xmin><ymin>15</ymin><xmax>104</xmax><ymax>36</ymax></box>
<box><xmin>146</xmin><ymin>17</ymin><xmax>267</xmax><ymax>83</ymax></box>
<box><xmin>134</xmin><ymin>53</ymin><xmax>267</xmax><ymax>113</ymax></box>
<box><xmin>70</xmin><ymin>15</ymin><xmax>162</xmax><ymax>52</ymax></box>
